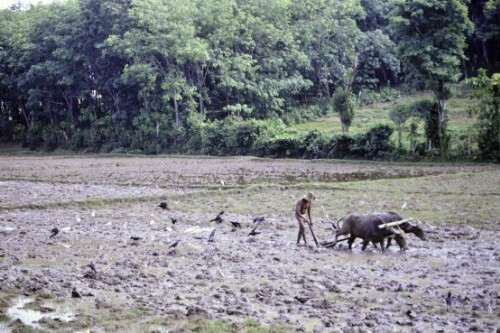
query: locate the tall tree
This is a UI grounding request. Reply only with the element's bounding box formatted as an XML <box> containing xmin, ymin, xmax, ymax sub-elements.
<box><xmin>291</xmin><ymin>0</ymin><xmax>364</xmax><ymax>103</ymax></box>
<box><xmin>390</xmin><ymin>0</ymin><xmax>474</xmax><ymax>153</ymax></box>
<box><xmin>476</xmin><ymin>0</ymin><xmax>500</xmax><ymax>72</ymax></box>
<box><xmin>469</xmin><ymin>70</ymin><xmax>500</xmax><ymax>161</ymax></box>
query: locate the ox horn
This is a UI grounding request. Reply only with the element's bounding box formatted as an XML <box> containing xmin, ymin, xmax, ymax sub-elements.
<box><xmin>419</xmin><ymin>219</ymin><xmax>435</xmax><ymax>230</ymax></box>
<box><xmin>388</xmin><ymin>226</ymin><xmax>405</xmax><ymax>235</ymax></box>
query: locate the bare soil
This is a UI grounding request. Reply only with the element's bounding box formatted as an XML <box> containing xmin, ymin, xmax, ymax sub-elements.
<box><xmin>0</xmin><ymin>155</ymin><xmax>499</xmax><ymax>333</ymax></box>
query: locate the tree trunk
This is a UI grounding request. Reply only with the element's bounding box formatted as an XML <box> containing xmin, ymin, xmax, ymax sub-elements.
<box><xmin>174</xmin><ymin>98</ymin><xmax>179</xmax><ymax>127</ymax></box>
<box><xmin>65</xmin><ymin>96</ymin><xmax>77</xmax><ymax>127</ymax></box>
<box><xmin>323</xmin><ymin>81</ymin><xmax>331</xmax><ymax>103</ymax></box>
<box><xmin>19</xmin><ymin>102</ymin><xmax>31</xmax><ymax>130</ymax></box>
<box><xmin>482</xmin><ymin>41</ymin><xmax>489</xmax><ymax>69</ymax></box>
<box><xmin>44</xmin><ymin>96</ymin><xmax>53</xmax><ymax>124</ymax></box>
<box><xmin>436</xmin><ymin>98</ymin><xmax>449</xmax><ymax>156</ymax></box>
<box><xmin>199</xmin><ymin>95</ymin><xmax>204</xmax><ymax>114</ymax></box>
<box><xmin>437</xmin><ymin>98</ymin><xmax>447</xmax><ymax>125</ymax></box>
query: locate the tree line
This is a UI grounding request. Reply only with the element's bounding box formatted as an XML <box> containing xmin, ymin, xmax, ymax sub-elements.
<box><xmin>0</xmin><ymin>0</ymin><xmax>498</xmax><ymax>160</ymax></box>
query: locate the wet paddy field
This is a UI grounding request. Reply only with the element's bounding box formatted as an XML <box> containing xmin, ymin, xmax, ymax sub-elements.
<box><xmin>0</xmin><ymin>155</ymin><xmax>499</xmax><ymax>333</ymax></box>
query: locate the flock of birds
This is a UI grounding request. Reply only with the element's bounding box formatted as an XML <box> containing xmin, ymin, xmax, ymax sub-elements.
<box><xmin>47</xmin><ymin>199</ymin><xmax>266</xmax><ymax>280</ymax></box>
<box><xmin>46</xmin><ymin>199</ymin><xmax>455</xmax><ymax>307</ymax></box>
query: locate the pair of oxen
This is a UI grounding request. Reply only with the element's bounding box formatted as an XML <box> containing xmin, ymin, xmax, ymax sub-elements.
<box><xmin>330</xmin><ymin>211</ymin><xmax>427</xmax><ymax>251</ymax></box>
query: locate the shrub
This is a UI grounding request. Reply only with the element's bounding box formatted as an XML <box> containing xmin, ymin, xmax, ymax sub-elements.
<box><xmin>256</xmin><ymin>136</ymin><xmax>301</xmax><ymax>158</ymax></box>
<box><xmin>69</xmin><ymin>130</ymin><xmax>86</xmax><ymax>150</ymax></box>
<box><xmin>42</xmin><ymin>124</ymin><xmax>61</xmax><ymax>151</ymax></box>
<box><xmin>22</xmin><ymin>121</ymin><xmax>43</xmax><ymax>150</ymax></box>
<box><xmin>325</xmin><ymin>135</ymin><xmax>354</xmax><ymax>158</ymax></box>
<box><xmin>299</xmin><ymin>130</ymin><xmax>328</xmax><ymax>159</ymax></box>
<box><xmin>362</xmin><ymin>124</ymin><xmax>394</xmax><ymax>159</ymax></box>
<box><xmin>85</xmin><ymin>116</ymin><xmax>113</xmax><ymax>152</ymax></box>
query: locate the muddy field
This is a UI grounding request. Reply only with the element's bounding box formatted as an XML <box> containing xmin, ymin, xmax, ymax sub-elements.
<box><xmin>0</xmin><ymin>155</ymin><xmax>499</xmax><ymax>333</ymax></box>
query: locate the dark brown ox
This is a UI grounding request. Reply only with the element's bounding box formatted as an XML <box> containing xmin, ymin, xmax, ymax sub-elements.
<box><xmin>335</xmin><ymin>213</ymin><xmax>408</xmax><ymax>252</ymax></box>
<box><xmin>372</xmin><ymin>211</ymin><xmax>426</xmax><ymax>248</ymax></box>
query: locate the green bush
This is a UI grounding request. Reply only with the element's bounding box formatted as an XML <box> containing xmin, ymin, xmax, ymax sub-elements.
<box><xmin>325</xmin><ymin>135</ymin><xmax>354</xmax><ymax>158</ymax></box>
<box><xmin>69</xmin><ymin>130</ymin><xmax>87</xmax><ymax>150</ymax></box>
<box><xmin>42</xmin><ymin>124</ymin><xmax>61</xmax><ymax>151</ymax></box>
<box><xmin>361</xmin><ymin>124</ymin><xmax>394</xmax><ymax>159</ymax></box>
<box><xmin>199</xmin><ymin>117</ymin><xmax>265</xmax><ymax>156</ymax></box>
<box><xmin>255</xmin><ymin>136</ymin><xmax>301</xmax><ymax>158</ymax></box>
<box><xmin>299</xmin><ymin>130</ymin><xmax>328</xmax><ymax>159</ymax></box>
<box><xmin>85</xmin><ymin>116</ymin><xmax>113</xmax><ymax>152</ymax></box>
<box><xmin>129</xmin><ymin>112</ymin><xmax>172</xmax><ymax>154</ymax></box>
<box><xmin>22</xmin><ymin>121</ymin><xmax>43</xmax><ymax>150</ymax></box>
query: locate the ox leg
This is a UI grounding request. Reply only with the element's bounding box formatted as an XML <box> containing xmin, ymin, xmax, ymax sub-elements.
<box><xmin>361</xmin><ymin>239</ymin><xmax>369</xmax><ymax>251</ymax></box>
<box><xmin>348</xmin><ymin>235</ymin><xmax>356</xmax><ymax>250</ymax></box>
<box><xmin>386</xmin><ymin>237</ymin><xmax>392</xmax><ymax>248</ymax></box>
<box><xmin>379</xmin><ymin>240</ymin><xmax>385</xmax><ymax>252</ymax></box>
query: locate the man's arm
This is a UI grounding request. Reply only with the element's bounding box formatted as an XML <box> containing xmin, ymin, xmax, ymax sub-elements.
<box><xmin>307</xmin><ymin>206</ymin><xmax>312</xmax><ymax>225</ymax></box>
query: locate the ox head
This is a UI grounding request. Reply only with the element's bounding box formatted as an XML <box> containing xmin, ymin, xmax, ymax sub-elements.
<box><xmin>407</xmin><ymin>221</ymin><xmax>426</xmax><ymax>241</ymax></box>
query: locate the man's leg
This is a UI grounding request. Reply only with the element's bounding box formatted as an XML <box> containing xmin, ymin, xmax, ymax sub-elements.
<box><xmin>297</xmin><ymin>220</ymin><xmax>306</xmax><ymax>244</ymax></box>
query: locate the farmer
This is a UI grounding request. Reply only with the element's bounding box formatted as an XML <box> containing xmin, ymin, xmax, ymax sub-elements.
<box><xmin>295</xmin><ymin>192</ymin><xmax>315</xmax><ymax>245</ymax></box>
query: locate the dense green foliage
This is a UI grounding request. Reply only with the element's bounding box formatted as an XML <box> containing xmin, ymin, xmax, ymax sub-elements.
<box><xmin>469</xmin><ymin>70</ymin><xmax>500</xmax><ymax>161</ymax></box>
<box><xmin>389</xmin><ymin>0</ymin><xmax>474</xmax><ymax>156</ymax></box>
<box><xmin>0</xmin><ymin>0</ymin><xmax>498</xmax><ymax>160</ymax></box>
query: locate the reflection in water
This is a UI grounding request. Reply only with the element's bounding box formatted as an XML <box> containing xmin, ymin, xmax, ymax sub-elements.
<box><xmin>6</xmin><ymin>297</ymin><xmax>76</xmax><ymax>329</ymax></box>
<box><xmin>0</xmin><ymin>323</ymin><xmax>11</xmax><ymax>333</ymax></box>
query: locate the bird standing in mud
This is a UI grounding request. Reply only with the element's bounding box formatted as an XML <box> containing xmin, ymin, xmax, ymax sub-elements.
<box><xmin>71</xmin><ymin>288</ymin><xmax>82</xmax><ymax>298</ymax></box>
<box><xmin>170</xmin><ymin>217</ymin><xmax>177</xmax><ymax>224</ymax></box>
<box><xmin>208</xmin><ymin>229</ymin><xmax>216</xmax><ymax>242</ymax></box>
<box><xmin>295</xmin><ymin>296</ymin><xmax>309</xmax><ymax>304</ymax></box>
<box><xmin>49</xmin><ymin>227</ymin><xmax>60</xmax><ymax>238</ymax></box>
<box><xmin>87</xmin><ymin>262</ymin><xmax>97</xmax><ymax>273</ymax></box>
<box><xmin>446</xmin><ymin>291</ymin><xmax>453</xmax><ymax>308</ymax></box>
<box><xmin>231</xmin><ymin>221</ymin><xmax>242</xmax><ymax>228</ymax></box>
<box><xmin>253</xmin><ymin>216</ymin><xmax>265</xmax><ymax>224</ymax></box>
<box><xmin>159</xmin><ymin>201</ymin><xmax>169</xmax><ymax>210</ymax></box>
<box><xmin>130</xmin><ymin>236</ymin><xmax>142</xmax><ymax>244</ymax></box>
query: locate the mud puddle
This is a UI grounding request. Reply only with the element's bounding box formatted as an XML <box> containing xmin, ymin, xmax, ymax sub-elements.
<box><xmin>6</xmin><ymin>296</ymin><xmax>77</xmax><ymax>329</ymax></box>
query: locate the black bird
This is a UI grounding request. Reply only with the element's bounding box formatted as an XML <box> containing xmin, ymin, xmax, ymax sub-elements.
<box><xmin>295</xmin><ymin>296</ymin><xmax>309</xmax><ymax>304</ymax></box>
<box><xmin>159</xmin><ymin>201</ymin><xmax>169</xmax><ymax>210</ymax></box>
<box><xmin>87</xmin><ymin>262</ymin><xmax>97</xmax><ymax>273</ymax></box>
<box><xmin>446</xmin><ymin>291</ymin><xmax>453</xmax><ymax>308</ymax></box>
<box><xmin>406</xmin><ymin>309</ymin><xmax>417</xmax><ymax>320</ymax></box>
<box><xmin>219</xmin><ymin>210</ymin><xmax>225</xmax><ymax>216</ymax></box>
<box><xmin>248</xmin><ymin>226</ymin><xmax>261</xmax><ymax>236</ymax></box>
<box><xmin>171</xmin><ymin>217</ymin><xmax>177</xmax><ymax>224</ymax></box>
<box><xmin>130</xmin><ymin>236</ymin><xmax>142</xmax><ymax>241</ymax></box>
<box><xmin>210</xmin><ymin>214</ymin><xmax>224</xmax><ymax>224</ymax></box>
<box><xmin>50</xmin><ymin>227</ymin><xmax>59</xmax><ymax>238</ymax></box>
<box><xmin>253</xmin><ymin>216</ymin><xmax>265</xmax><ymax>224</ymax></box>
<box><xmin>208</xmin><ymin>229</ymin><xmax>216</xmax><ymax>242</ymax></box>
<box><xmin>231</xmin><ymin>221</ymin><xmax>242</xmax><ymax>228</ymax></box>
<box><xmin>71</xmin><ymin>288</ymin><xmax>82</xmax><ymax>298</ymax></box>
<box><xmin>169</xmin><ymin>240</ymin><xmax>180</xmax><ymax>248</ymax></box>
